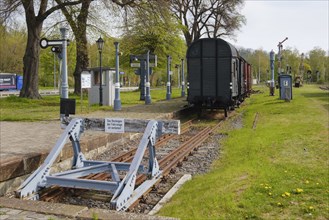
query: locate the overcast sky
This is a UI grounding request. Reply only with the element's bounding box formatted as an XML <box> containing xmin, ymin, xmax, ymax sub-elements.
<box><xmin>224</xmin><ymin>0</ymin><xmax>329</xmax><ymax>53</ymax></box>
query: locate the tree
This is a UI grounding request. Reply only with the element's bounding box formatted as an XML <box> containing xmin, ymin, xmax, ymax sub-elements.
<box><xmin>55</xmin><ymin>0</ymin><xmax>144</xmax><ymax>94</ymax></box>
<box><xmin>0</xmin><ymin>0</ymin><xmax>83</xmax><ymax>99</ymax></box>
<box><xmin>0</xmin><ymin>24</ymin><xmax>26</xmax><ymax>73</ymax></box>
<box><xmin>308</xmin><ymin>47</ymin><xmax>327</xmax><ymax>83</ymax></box>
<box><xmin>171</xmin><ymin>0</ymin><xmax>245</xmax><ymax>46</ymax></box>
<box><xmin>239</xmin><ymin>48</ymin><xmax>269</xmax><ymax>82</ymax></box>
<box><xmin>119</xmin><ymin>0</ymin><xmax>186</xmax><ymax>85</ymax></box>
<box><xmin>55</xmin><ymin>0</ymin><xmax>92</xmax><ymax>94</ymax></box>
<box><xmin>281</xmin><ymin>47</ymin><xmax>300</xmax><ymax>78</ymax></box>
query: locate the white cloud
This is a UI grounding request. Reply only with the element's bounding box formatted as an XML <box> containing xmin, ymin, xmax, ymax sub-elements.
<box><xmin>228</xmin><ymin>0</ymin><xmax>329</xmax><ymax>53</ymax></box>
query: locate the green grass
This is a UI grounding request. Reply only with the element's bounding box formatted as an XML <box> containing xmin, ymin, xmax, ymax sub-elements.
<box><xmin>158</xmin><ymin>85</ymin><xmax>329</xmax><ymax>219</ymax></box>
<box><xmin>0</xmin><ymin>87</ymin><xmax>182</xmax><ymax>121</ymax></box>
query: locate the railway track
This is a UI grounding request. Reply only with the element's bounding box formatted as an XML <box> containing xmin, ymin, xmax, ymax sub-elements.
<box><xmin>38</xmin><ymin>116</ymin><xmax>225</xmax><ymax>212</ymax></box>
<box><xmin>38</xmin><ymin>119</ymin><xmax>194</xmax><ymax>202</ymax></box>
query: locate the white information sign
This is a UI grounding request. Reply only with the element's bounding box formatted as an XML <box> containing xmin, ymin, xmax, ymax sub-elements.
<box><xmin>284</xmin><ymin>80</ymin><xmax>288</xmax><ymax>87</ymax></box>
<box><xmin>105</xmin><ymin>118</ymin><xmax>125</xmax><ymax>133</ymax></box>
<box><xmin>130</xmin><ymin>63</ymin><xmax>157</xmax><ymax>68</ymax></box>
<box><xmin>81</xmin><ymin>72</ymin><xmax>91</xmax><ymax>89</ymax></box>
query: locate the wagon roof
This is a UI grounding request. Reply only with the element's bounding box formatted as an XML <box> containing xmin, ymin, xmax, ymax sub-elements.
<box><xmin>187</xmin><ymin>38</ymin><xmax>239</xmax><ymax>58</ymax></box>
<box><xmin>223</xmin><ymin>40</ymin><xmax>239</xmax><ymax>57</ymax></box>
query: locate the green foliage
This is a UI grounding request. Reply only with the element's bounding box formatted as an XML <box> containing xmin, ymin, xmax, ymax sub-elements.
<box><xmin>281</xmin><ymin>48</ymin><xmax>300</xmax><ymax>76</ymax></box>
<box><xmin>119</xmin><ymin>2</ymin><xmax>187</xmax><ymax>87</ymax></box>
<box><xmin>240</xmin><ymin>48</ymin><xmax>269</xmax><ymax>82</ymax></box>
<box><xmin>307</xmin><ymin>47</ymin><xmax>327</xmax><ymax>83</ymax></box>
<box><xmin>92</xmin><ymin>212</ymin><xmax>98</xmax><ymax>220</ymax></box>
<box><xmin>0</xmin><ymin>24</ymin><xmax>26</xmax><ymax>73</ymax></box>
<box><xmin>239</xmin><ymin>46</ymin><xmax>328</xmax><ymax>85</ymax></box>
<box><xmin>158</xmin><ymin>85</ymin><xmax>329</xmax><ymax>219</ymax></box>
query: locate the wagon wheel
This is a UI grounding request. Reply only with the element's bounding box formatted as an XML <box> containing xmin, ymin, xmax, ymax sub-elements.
<box><xmin>197</xmin><ymin>106</ymin><xmax>202</xmax><ymax>118</ymax></box>
<box><xmin>224</xmin><ymin>107</ymin><xmax>228</xmax><ymax>117</ymax></box>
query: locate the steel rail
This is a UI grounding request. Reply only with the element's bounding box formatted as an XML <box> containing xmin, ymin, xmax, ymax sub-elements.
<box><xmin>127</xmin><ymin>120</ymin><xmax>223</xmax><ymax>211</ymax></box>
<box><xmin>111</xmin><ymin>119</ymin><xmax>193</xmax><ymax>163</ymax></box>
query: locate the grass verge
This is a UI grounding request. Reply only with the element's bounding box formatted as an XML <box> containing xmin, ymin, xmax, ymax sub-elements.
<box><xmin>0</xmin><ymin>87</ymin><xmax>182</xmax><ymax>121</ymax></box>
<box><xmin>158</xmin><ymin>85</ymin><xmax>329</xmax><ymax>219</ymax></box>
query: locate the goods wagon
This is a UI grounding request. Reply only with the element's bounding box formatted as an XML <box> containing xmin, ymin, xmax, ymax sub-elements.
<box><xmin>186</xmin><ymin>38</ymin><xmax>251</xmax><ymax>117</ymax></box>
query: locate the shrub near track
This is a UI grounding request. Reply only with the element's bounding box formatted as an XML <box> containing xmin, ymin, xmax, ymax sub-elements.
<box><xmin>158</xmin><ymin>85</ymin><xmax>329</xmax><ymax>219</ymax></box>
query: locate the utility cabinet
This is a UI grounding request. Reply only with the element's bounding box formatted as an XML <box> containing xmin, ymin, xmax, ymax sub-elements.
<box><xmin>278</xmin><ymin>74</ymin><xmax>292</xmax><ymax>101</ymax></box>
<box><xmin>87</xmin><ymin>67</ymin><xmax>115</xmax><ymax>106</ymax></box>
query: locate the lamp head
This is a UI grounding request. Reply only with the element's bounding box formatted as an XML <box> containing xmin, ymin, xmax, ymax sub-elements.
<box><xmin>96</xmin><ymin>36</ymin><xmax>104</xmax><ymax>52</ymax></box>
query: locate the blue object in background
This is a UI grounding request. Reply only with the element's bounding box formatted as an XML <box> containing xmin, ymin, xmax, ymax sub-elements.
<box><xmin>278</xmin><ymin>74</ymin><xmax>292</xmax><ymax>101</ymax></box>
<box><xmin>16</xmin><ymin>75</ymin><xmax>23</xmax><ymax>90</ymax></box>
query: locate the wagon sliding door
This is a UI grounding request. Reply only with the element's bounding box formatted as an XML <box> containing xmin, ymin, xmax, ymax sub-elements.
<box><xmin>201</xmin><ymin>40</ymin><xmax>217</xmax><ymax>97</ymax></box>
<box><xmin>217</xmin><ymin>40</ymin><xmax>235</xmax><ymax>103</ymax></box>
<box><xmin>188</xmin><ymin>57</ymin><xmax>201</xmax><ymax>99</ymax></box>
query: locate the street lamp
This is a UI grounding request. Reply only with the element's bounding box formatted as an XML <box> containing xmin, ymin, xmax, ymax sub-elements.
<box><xmin>166</xmin><ymin>55</ymin><xmax>172</xmax><ymax>100</ymax></box>
<box><xmin>145</xmin><ymin>50</ymin><xmax>152</xmax><ymax>104</ymax></box>
<box><xmin>114</xmin><ymin>42</ymin><xmax>122</xmax><ymax>110</ymax></box>
<box><xmin>181</xmin><ymin>58</ymin><xmax>186</xmax><ymax>97</ymax></box>
<box><xmin>175</xmin><ymin>64</ymin><xmax>180</xmax><ymax>88</ymax></box>
<box><xmin>96</xmin><ymin>36</ymin><xmax>104</xmax><ymax>106</ymax></box>
<box><xmin>269</xmin><ymin>50</ymin><xmax>275</xmax><ymax>96</ymax></box>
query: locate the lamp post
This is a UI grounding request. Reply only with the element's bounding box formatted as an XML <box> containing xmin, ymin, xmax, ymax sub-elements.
<box><xmin>114</xmin><ymin>42</ymin><xmax>122</xmax><ymax>110</ymax></box>
<box><xmin>299</xmin><ymin>53</ymin><xmax>304</xmax><ymax>81</ymax></box>
<box><xmin>175</xmin><ymin>64</ymin><xmax>180</xmax><ymax>88</ymax></box>
<box><xmin>269</xmin><ymin>50</ymin><xmax>275</xmax><ymax>96</ymax></box>
<box><xmin>96</xmin><ymin>36</ymin><xmax>104</xmax><ymax>106</ymax></box>
<box><xmin>53</xmin><ymin>51</ymin><xmax>56</xmax><ymax>90</ymax></box>
<box><xmin>166</xmin><ymin>55</ymin><xmax>171</xmax><ymax>100</ymax></box>
<box><xmin>60</xmin><ymin>27</ymin><xmax>69</xmax><ymax>99</ymax></box>
<box><xmin>181</xmin><ymin>58</ymin><xmax>186</xmax><ymax>97</ymax></box>
<box><xmin>145</xmin><ymin>50</ymin><xmax>152</xmax><ymax>104</ymax></box>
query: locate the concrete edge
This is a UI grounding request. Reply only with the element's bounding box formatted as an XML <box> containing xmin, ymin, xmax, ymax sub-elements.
<box><xmin>148</xmin><ymin>174</ymin><xmax>192</xmax><ymax>216</ymax></box>
<box><xmin>0</xmin><ymin>197</ymin><xmax>87</xmax><ymax>218</ymax></box>
<box><xmin>0</xmin><ymin>197</ymin><xmax>179</xmax><ymax>220</ymax></box>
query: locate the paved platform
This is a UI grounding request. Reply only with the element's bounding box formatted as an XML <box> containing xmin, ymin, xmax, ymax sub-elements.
<box><xmin>0</xmin><ymin>97</ymin><xmax>187</xmax><ymax>219</ymax></box>
<box><xmin>0</xmin><ymin>98</ymin><xmax>188</xmax><ymax>193</ymax></box>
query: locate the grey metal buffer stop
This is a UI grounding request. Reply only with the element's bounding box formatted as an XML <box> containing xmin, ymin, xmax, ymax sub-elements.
<box><xmin>16</xmin><ymin>117</ymin><xmax>180</xmax><ymax>211</ymax></box>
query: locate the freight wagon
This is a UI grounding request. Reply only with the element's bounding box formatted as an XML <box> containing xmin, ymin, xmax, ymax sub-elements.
<box><xmin>186</xmin><ymin>38</ymin><xmax>252</xmax><ymax>117</ymax></box>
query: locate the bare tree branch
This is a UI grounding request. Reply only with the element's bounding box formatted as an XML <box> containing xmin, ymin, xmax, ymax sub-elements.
<box><xmin>170</xmin><ymin>0</ymin><xmax>245</xmax><ymax>46</ymax></box>
<box><xmin>111</xmin><ymin>0</ymin><xmax>136</xmax><ymax>7</ymax></box>
<box><xmin>0</xmin><ymin>0</ymin><xmax>22</xmax><ymax>23</ymax></box>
